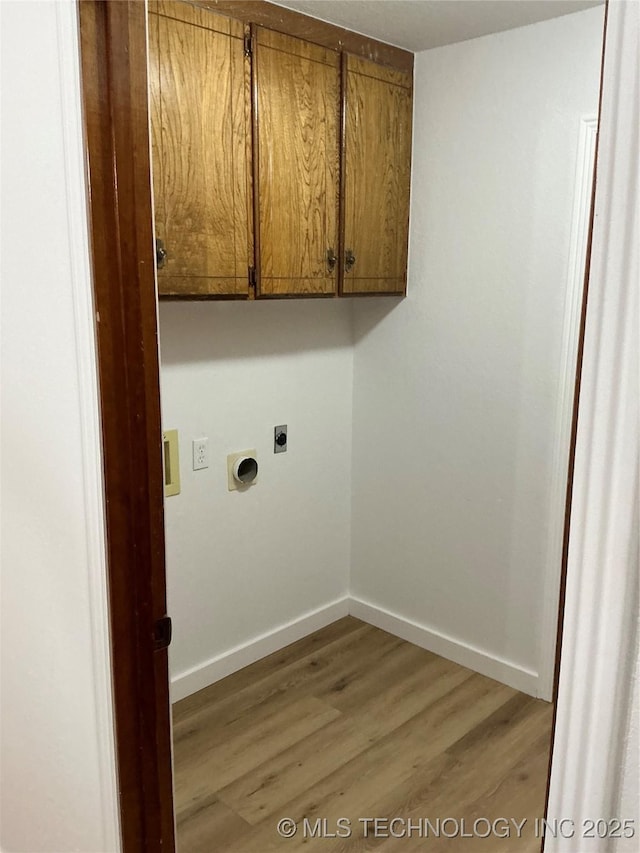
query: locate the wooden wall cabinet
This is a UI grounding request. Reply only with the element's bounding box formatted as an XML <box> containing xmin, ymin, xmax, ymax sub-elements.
<box><xmin>255</xmin><ymin>29</ymin><xmax>340</xmax><ymax>297</ymax></box>
<box><xmin>149</xmin><ymin>2</ymin><xmax>253</xmax><ymax>298</ymax></box>
<box><xmin>342</xmin><ymin>57</ymin><xmax>413</xmax><ymax>295</ymax></box>
<box><xmin>148</xmin><ymin>1</ymin><xmax>412</xmax><ymax>300</ymax></box>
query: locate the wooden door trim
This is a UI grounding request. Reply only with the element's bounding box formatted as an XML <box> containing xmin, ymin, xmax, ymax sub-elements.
<box><xmin>78</xmin><ymin>2</ymin><xmax>175</xmax><ymax>850</ymax></box>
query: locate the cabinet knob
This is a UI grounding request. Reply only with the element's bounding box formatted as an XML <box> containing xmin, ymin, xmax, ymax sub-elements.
<box><xmin>327</xmin><ymin>248</ymin><xmax>337</xmax><ymax>271</ymax></box>
<box><xmin>155</xmin><ymin>238</ymin><xmax>167</xmax><ymax>269</ymax></box>
<box><xmin>345</xmin><ymin>249</ymin><xmax>356</xmax><ymax>272</ymax></box>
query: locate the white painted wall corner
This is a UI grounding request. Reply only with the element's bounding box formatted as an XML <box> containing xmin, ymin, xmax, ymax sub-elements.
<box><xmin>171</xmin><ymin>596</ymin><xmax>350</xmax><ymax>701</ymax></box>
<box><xmin>173</xmin><ymin>594</ymin><xmax>540</xmax><ymax>701</ymax></box>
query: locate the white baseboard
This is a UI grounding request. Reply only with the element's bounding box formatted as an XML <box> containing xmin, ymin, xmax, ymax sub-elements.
<box><xmin>350</xmin><ymin>596</ymin><xmax>540</xmax><ymax>698</ymax></box>
<box><xmin>170</xmin><ymin>596</ymin><xmax>350</xmax><ymax>702</ymax></box>
<box><xmin>171</xmin><ymin>594</ymin><xmax>540</xmax><ymax>702</ymax></box>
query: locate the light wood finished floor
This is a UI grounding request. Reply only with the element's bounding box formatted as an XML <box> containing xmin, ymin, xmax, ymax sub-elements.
<box><xmin>173</xmin><ymin>617</ymin><xmax>553</xmax><ymax>852</ymax></box>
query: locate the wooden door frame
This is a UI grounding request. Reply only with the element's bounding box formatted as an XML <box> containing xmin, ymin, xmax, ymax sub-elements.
<box><xmin>78</xmin><ymin>2</ymin><xmax>175</xmax><ymax>849</ymax></box>
<box><xmin>77</xmin><ymin>1</ymin><xmax>607</xmax><ymax>851</ymax></box>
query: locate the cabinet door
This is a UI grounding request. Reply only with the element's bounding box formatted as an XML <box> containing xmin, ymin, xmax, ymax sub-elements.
<box><xmin>343</xmin><ymin>56</ymin><xmax>412</xmax><ymax>295</ymax></box>
<box><xmin>149</xmin><ymin>1</ymin><xmax>253</xmax><ymax>298</ymax></box>
<box><xmin>255</xmin><ymin>29</ymin><xmax>340</xmax><ymax>297</ymax></box>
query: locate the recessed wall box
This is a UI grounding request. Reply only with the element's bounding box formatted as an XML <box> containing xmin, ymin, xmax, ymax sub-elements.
<box><xmin>163</xmin><ymin>429</ymin><xmax>180</xmax><ymax>497</ymax></box>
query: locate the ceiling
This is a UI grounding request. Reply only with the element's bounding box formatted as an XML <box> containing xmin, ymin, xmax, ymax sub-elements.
<box><xmin>273</xmin><ymin>0</ymin><xmax>603</xmax><ymax>52</ymax></box>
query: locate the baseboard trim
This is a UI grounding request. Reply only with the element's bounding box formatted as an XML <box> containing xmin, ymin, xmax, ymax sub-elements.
<box><xmin>170</xmin><ymin>596</ymin><xmax>350</xmax><ymax>702</ymax></box>
<box><xmin>350</xmin><ymin>596</ymin><xmax>540</xmax><ymax>698</ymax></box>
<box><xmin>171</xmin><ymin>594</ymin><xmax>540</xmax><ymax>701</ymax></box>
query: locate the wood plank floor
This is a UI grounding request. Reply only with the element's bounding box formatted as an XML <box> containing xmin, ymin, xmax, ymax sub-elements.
<box><xmin>172</xmin><ymin>617</ymin><xmax>553</xmax><ymax>852</ymax></box>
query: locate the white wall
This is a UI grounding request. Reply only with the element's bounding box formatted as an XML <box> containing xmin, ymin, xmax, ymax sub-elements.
<box><xmin>350</xmin><ymin>8</ymin><xmax>605</xmax><ymax>697</ymax></box>
<box><xmin>0</xmin><ymin>1</ymin><xmax>119</xmax><ymax>851</ymax></box>
<box><xmin>159</xmin><ymin>300</ymin><xmax>353</xmax><ymax>697</ymax></box>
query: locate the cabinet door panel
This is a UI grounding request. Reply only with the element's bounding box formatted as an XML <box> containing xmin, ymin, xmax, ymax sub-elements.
<box><xmin>343</xmin><ymin>57</ymin><xmax>412</xmax><ymax>295</ymax></box>
<box><xmin>256</xmin><ymin>29</ymin><xmax>340</xmax><ymax>296</ymax></box>
<box><xmin>149</xmin><ymin>8</ymin><xmax>252</xmax><ymax>297</ymax></box>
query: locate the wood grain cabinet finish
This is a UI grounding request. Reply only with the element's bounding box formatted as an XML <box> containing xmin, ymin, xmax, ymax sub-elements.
<box><xmin>148</xmin><ymin>1</ymin><xmax>253</xmax><ymax>298</ymax></box>
<box><xmin>148</xmin><ymin>1</ymin><xmax>412</xmax><ymax>300</ymax></box>
<box><xmin>255</xmin><ymin>28</ymin><xmax>340</xmax><ymax>296</ymax></box>
<box><xmin>342</xmin><ymin>56</ymin><xmax>413</xmax><ymax>295</ymax></box>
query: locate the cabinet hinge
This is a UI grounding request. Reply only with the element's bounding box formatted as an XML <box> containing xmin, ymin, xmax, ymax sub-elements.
<box><xmin>244</xmin><ymin>34</ymin><xmax>252</xmax><ymax>57</ymax></box>
<box><xmin>248</xmin><ymin>266</ymin><xmax>257</xmax><ymax>289</ymax></box>
<box><xmin>153</xmin><ymin>615</ymin><xmax>172</xmax><ymax>651</ymax></box>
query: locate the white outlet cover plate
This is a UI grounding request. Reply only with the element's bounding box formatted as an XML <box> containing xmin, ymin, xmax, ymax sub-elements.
<box><xmin>227</xmin><ymin>449</ymin><xmax>258</xmax><ymax>491</ymax></box>
<box><xmin>192</xmin><ymin>437</ymin><xmax>209</xmax><ymax>471</ymax></box>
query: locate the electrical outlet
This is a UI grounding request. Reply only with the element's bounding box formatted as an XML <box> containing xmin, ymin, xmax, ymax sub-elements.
<box><xmin>192</xmin><ymin>437</ymin><xmax>209</xmax><ymax>470</ymax></box>
<box><xmin>274</xmin><ymin>424</ymin><xmax>287</xmax><ymax>453</ymax></box>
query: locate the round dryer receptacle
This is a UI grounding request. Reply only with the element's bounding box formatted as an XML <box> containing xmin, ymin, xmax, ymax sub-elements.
<box><xmin>227</xmin><ymin>449</ymin><xmax>258</xmax><ymax>491</ymax></box>
<box><xmin>233</xmin><ymin>456</ymin><xmax>258</xmax><ymax>485</ymax></box>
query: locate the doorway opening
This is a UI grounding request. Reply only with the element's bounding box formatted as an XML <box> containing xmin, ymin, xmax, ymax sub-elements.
<box><xmin>77</xmin><ymin>1</ymin><xmax>608</xmax><ymax>850</ymax></box>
